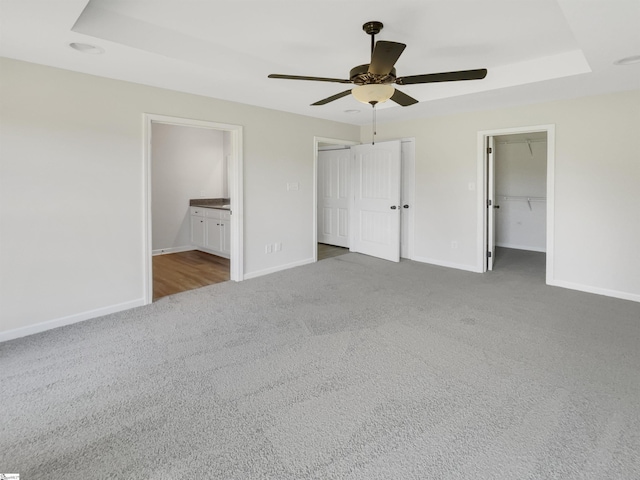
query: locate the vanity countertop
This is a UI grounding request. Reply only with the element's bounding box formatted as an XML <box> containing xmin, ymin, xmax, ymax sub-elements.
<box><xmin>192</xmin><ymin>204</ymin><xmax>230</xmax><ymax>210</ymax></box>
<box><xmin>189</xmin><ymin>198</ymin><xmax>230</xmax><ymax>210</ymax></box>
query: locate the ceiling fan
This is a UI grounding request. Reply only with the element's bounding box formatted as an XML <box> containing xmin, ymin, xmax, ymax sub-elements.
<box><xmin>268</xmin><ymin>21</ymin><xmax>488</xmax><ymax>107</ymax></box>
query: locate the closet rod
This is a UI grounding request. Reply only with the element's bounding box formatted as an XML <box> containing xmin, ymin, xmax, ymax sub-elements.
<box><xmin>497</xmin><ymin>195</ymin><xmax>546</xmax><ymax>211</ymax></box>
<box><xmin>497</xmin><ymin>195</ymin><xmax>546</xmax><ymax>201</ymax></box>
<box><xmin>318</xmin><ymin>146</ymin><xmax>351</xmax><ymax>151</ymax></box>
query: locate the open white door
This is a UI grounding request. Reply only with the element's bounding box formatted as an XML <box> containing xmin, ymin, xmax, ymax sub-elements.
<box><xmin>487</xmin><ymin>136</ymin><xmax>496</xmax><ymax>270</ymax></box>
<box><xmin>350</xmin><ymin>140</ymin><xmax>402</xmax><ymax>262</ymax></box>
<box><xmin>317</xmin><ymin>149</ymin><xmax>350</xmax><ymax>247</ymax></box>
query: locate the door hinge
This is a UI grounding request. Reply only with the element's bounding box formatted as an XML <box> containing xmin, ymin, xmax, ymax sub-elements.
<box><xmin>487</xmin><ymin>251</ymin><xmax>492</xmax><ymax>258</ymax></box>
<box><xmin>487</xmin><ymin>147</ymin><xmax>492</xmax><ymax>154</ymax></box>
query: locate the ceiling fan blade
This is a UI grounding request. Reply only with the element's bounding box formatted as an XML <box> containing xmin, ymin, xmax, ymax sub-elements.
<box><xmin>368</xmin><ymin>41</ymin><xmax>406</xmax><ymax>75</ymax></box>
<box><xmin>268</xmin><ymin>74</ymin><xmax>351</xmax><ymax>84</ymax></box>
<box><xmin>390</xmin><ymin>89</ymin><xmax>418</xmax><ymax>107</ymax></box>
<box><xmin>311</xmin><ymin>89</ymin><xmax>353</xmax><ymax>106</ymax></box>
<box><xmin>396</xmin><ymin>68</ymin><xmax>488</xmax><ymax>85</ymax></box>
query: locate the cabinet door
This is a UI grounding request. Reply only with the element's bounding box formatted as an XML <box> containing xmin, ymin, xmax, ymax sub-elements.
<box><xmin>220</xmin><ymin>221</ymin><xmax>231</xmax><ymax>254</ymax></box>
<box><xmin>191</xmin><ymin>216</ymin><xmax>205</xmax><ymax>246</ymax></box>
<box><xmin>205</xmin><ymin>218</ymin><xmax>222</xmax><ymax>251</ymax></box>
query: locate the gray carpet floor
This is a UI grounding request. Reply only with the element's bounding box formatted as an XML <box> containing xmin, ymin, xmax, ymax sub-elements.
<box><xmin>1</xmin><ymin>250</ymin><xmax>639</xmax><ymax>479</ymax></box>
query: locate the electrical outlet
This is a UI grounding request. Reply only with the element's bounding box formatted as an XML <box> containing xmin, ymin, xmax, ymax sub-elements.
<box><xmin>287</xmin><ymin>182</ymin><xmax>299</xmax><ymax>191</ymax></box>
<box><xmin>451</xmin><ymin>241</ymin><xmax>458</xmax><ymax>249</ymax></box>
<box><xmin>265</xmin><ymin>244</ymin><xmax>272</xmax><ymax>254</ymax></box>
<box><xmin>274</xmin><ymin>242</ymin><xmax>282</xmax><ymax>252</ymax></box>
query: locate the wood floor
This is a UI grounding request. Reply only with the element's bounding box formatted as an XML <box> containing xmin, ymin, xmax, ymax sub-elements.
<box><xmin>153</xmin><ymin>244</ymin><xmax>347</xmax><ymax>300</ymax></box>
<box><xmin>153</xmin><ymin>250</ymin><xmax>230</xmax><ymax>300</ymax></box>
<box><xmin>318</xmin><ymin>243</ymin><xmax>349</xmax><ymax>260</ymax></box>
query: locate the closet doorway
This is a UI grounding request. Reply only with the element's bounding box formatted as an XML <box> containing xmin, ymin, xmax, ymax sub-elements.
<box><xmin>479</xmin><ymin>125</ymin><xmax>555</xmax><ymax>283</ymax></box>
<box><xmin>314</xmin><ymin>137</ymin><xmax>415</xmax><ymax>263</ymax></box>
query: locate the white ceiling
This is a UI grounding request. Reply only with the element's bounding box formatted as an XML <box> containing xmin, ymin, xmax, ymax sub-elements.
<box><xmin>1</xmin><ymin>0</ymin><xmax>639</xmax><ymax>125</ymax></box>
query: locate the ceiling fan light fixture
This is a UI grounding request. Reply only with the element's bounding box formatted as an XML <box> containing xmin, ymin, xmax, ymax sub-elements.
<box><xmin>352</xmin><ymin>84</ymin><xmax>394</xmax><ymax>105</ymax></box>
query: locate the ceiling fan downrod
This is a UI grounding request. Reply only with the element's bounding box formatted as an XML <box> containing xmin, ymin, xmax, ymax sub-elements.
<box><xmin>363</xmin><ymin>21</ymin><xmax>384</xmax><ymax>59</ymax></box>
<box><xmin>363</xmin><ymin>21</ymin><xmax>384</xmax><ymax>144</ymax></box>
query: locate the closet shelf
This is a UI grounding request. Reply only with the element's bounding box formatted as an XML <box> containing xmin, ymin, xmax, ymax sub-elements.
<box><xmin>497</xmin><ymin>195</ymin><xmax>546</xmax><ymax>202</ymax></box>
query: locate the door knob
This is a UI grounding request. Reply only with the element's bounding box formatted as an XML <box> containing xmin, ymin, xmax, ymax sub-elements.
<box><xmin>403</xmin><ymin>204</ymin><xmax>409</xmax><ymax>209</ymax></box>
<box><xmin>390</xmin><ymin>205</ymin><xmax>397</xmax><ymax>209</ymax></box>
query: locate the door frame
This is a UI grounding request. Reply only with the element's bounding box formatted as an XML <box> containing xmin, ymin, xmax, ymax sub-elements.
<box><xmin>313</xmin><ymin>136</ymin><xmax>360</xmax><ymax>263</ymax></box>
<box><xmin>477</xmin><ymin>124</ymin><xmax>555</xmax><ymax>283</ymax></box>
<box><xmin>400</xmin><ymin>138</ymin><xmax>416</xmax><ymax>260</ymax></box>
<box><xmin>143</xmin><ymin>113</ymin><xmax>244</xmax><ymax>305</ymax></box>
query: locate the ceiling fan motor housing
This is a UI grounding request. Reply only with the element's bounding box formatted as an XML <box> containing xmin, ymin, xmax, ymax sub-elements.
<box><xmin>350</xmin><ymin>64</ymin><xmax>397</xmax><ymax>85</ymax></box>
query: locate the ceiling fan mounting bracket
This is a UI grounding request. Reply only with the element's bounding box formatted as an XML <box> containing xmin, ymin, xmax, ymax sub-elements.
<box><xmin>362</xmin><ymin>21</ymin><xmax>383</xmax><ymax>36</ymax></box>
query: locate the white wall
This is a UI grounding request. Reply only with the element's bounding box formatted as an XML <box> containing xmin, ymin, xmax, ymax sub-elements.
<box><xmin>367</xmin><ymin>89</ymin><xmax>640</xmax><ymax>301</ymax></box>
<box><xmin>494</xmin><ymin>138</ymin><xmax>547</xmax><ymax>252</ymax></box>
<box><xmin>151</xmin><ymin>123</ymin><xmax>225</xmax><ymax>252</ymax></box>
<box><xmin>1</xmin><ymin>56</ymin><xmax>638</xmax><ymax>340</ymax></box>
<box><xmin>0</xmin><ymin>58</ymin><xmax>360</xmax><ymax>338</ymax></box>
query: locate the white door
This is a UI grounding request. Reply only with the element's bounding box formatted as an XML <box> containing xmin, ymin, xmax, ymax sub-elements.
<box><xmin>350</xmin><ymin>140</ymin><xmax>402</xmax><ymax>262</ymax></box>
<box><xmin>317</xmin><ymin>149</ymin><xmax>350</xmax><ymax>247</ymax></box>
<box><xmin>487</xmin><ymin>136</ymin><xmax>496</xmax><ymax>270</ymax></box>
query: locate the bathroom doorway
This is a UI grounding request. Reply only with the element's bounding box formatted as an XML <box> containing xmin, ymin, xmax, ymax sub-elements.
<box><xmin>143</xmin><ymin>114</ymin><xmax>244</xmax><ymax>304</ymax></box>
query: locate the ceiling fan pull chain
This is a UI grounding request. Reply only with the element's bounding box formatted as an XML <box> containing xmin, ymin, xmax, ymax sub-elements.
<box><xmin>372</xmin><ymin>103</ymin><xmax>376</xmax><ymax>145</ymax></box>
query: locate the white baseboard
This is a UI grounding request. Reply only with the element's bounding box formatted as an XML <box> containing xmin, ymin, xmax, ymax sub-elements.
<box><xmin>243</xmin><ymin>257</ymin><xmax>315</xmax><ymax>280</ymax></box>
<box><xmin>0</xmin><ymin>298</ymin><xmax>146</xmax><ymax>343</ymax></box>
<box><xmin>152</xmin><ymin>246</ymin><xmax>196</xmax><ymax>256</ymax></box>
<box><xmin>496</xmin><ymin>243</ymin><xmax>546</xmax><ymax>253</ymax></box>
<box><xmin>547</xmin><ymin>279</ymin><xmax>640</xmax><ymax>303</ymax></box>
<box><xmin>412</xmin><ymin>255</ymin><xmax>482</xmax><ymax>273</ymax></box>
<box><xmin>194</xmin><ymin>247</ymin><xmax>230</xmax><ymax>259</ymax></box>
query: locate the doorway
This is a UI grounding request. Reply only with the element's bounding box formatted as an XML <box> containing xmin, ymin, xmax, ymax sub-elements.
<box><xmin>478</xmin><ymin>125</ymin><xmax>555</xmax><ymax>283</ymax></box>
<box><xmin>143</xmin><ymin>114</ymin><xmax>244</xmax><ymax>305</ymax></box>
<box><xmin>313</xmin><ymin>137</ymin><xmax>415</xmax><ymax>263</ymax></box>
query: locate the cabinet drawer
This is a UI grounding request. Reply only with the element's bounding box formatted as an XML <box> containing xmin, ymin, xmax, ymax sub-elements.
<box><xmin>204</xmin><ymin>208</ymin><xmax>230</xmax><ymax>220</ymax></box>
<box><xmin>205</xmin><ymin>208</ymin><xmax>223</xmax><ymax>219</ymax></box>
<box><xmin>190</xmin><ymin>207</ymin><xmax>205</xmax><ymax>217</ymax></box>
